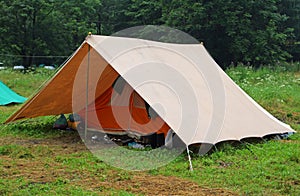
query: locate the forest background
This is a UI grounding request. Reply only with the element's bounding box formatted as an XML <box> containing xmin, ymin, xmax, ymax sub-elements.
<box><xmin>0</xmin><ymin>0</ymin><xmax>299</xmax><ymax>69</ymax></box>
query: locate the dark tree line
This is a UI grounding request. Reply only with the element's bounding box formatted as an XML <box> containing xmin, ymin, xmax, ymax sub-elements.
<box><xmin>0</xmin><ymin>0</ymin><xmax>299</xmax><ymax>68</ymax></box>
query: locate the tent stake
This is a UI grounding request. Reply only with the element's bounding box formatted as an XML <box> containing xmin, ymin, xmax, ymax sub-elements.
<box><xmin>186</xmin><ymin>146</ymin><xmax>193</xmax><ymax>171</ymax></box>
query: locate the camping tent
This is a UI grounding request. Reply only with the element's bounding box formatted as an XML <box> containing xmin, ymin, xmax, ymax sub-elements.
<box><xmin>0</xmin><ymin>81</ymin><xmax>26</xmax><ymax>105</ymax></box>
<box><xmin>5</xmin><ymin>35</ymin><xmax>295</xmax><ymax>145</ymax></box>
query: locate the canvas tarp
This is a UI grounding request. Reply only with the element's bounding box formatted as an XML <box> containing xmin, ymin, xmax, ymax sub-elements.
<box><xmin>5</xmin><ymin>35</ymin><xmax>295</xmax><ymax>145</ymax></box>
<box><xmin>0</xmin><ymin>81</ymin><xmax>26</xmax><ymax>105</ymax></box>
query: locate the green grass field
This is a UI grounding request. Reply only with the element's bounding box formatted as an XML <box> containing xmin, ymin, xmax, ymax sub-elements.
<box><xmin>0</xmin><ymin>66</ymin><xmax>299</xmax><ymax>195</ymax></box>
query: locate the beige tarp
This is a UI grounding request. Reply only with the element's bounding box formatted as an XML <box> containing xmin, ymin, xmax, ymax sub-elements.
<box><xmin>6</xmin><ymin>35</ymin><xmax>295</xmax><ymax>145</ymax></box>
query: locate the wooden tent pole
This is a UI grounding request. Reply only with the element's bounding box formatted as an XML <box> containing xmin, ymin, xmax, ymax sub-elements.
<box><xmin>128</xmin><ymin>89</ymin><xmax>133</xmax><ymax>132</ymax></box>
<box><xmin>84</xmin><ymin>45</ymin><xmax>91</xmax><ymax>140</ymax></box>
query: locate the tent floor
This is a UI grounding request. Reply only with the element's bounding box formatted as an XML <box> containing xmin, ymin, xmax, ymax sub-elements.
<box><xmin>76</xmin><ymin>128</ymin><xmax>166</xmax><ymax>149</ymax></box>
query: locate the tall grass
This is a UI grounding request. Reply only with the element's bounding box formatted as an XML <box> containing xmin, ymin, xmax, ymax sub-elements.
<box><xmin>0</xmin><ymin>68</ymin><xmax>54</xmax><ymax>124</ymax></box>
<box><xmin>0</xmin><ymin>68</ymin><xmax>54</xmax><ymax>97</ymax></box>
<box><xmin>226</xmin><ymin>65</ymin><xmax>300</xmax><ymax>131</ymax></box>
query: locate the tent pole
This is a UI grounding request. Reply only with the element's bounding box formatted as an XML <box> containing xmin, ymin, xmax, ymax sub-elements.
<box><xmin>127</xmin><ymin>89</ymin><xmax>133</xmax><ymax>132</ymax></box>
<box><xmin>85</xmin><ymin>45</ymin><xmax>91</xmax><ymax>141</ymax></box>
<box><xmin>186</xmin><ymin>145</ymin><xmax>193</xmax><ymax>171</ymax></box>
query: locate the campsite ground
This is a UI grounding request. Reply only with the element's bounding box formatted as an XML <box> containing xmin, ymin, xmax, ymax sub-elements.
<box><xmin>0</xmin><ymin>66</ymin><xmax>299</xmax><ymax>195</ymax></box>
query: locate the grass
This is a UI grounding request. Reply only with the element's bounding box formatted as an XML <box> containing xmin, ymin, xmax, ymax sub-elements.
<box><xmin>226</xmin><ymin>65</ymin><xmax>300</xmax><ymax>131</ymax></box>
<box><xmin>155</xmin><ymin>138</ymin><xmax>300</xmax><ymax>195</ymax></box>
<box><xmin>0</xmin><ymin>68</ymin><xmax>54</xmax><ymax>123</ymax></box>
<box><xmin>0</xmin><ymin>66</ymin><xmax>299</xmax><ymax>195</ymax></box>
<box><xmin>0</xmin><ymin>178</ymin><xmax>135</xmax><ymax>195</ymax></box>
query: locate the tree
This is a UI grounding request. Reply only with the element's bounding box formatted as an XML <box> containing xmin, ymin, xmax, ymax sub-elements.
<box><xmin>197</xmin><ymin>0</ymin><xmax>291</xmax><ymax>67</ymax></box>
<box><xmin>0</xmin><ymin>0</ymin><xmax>101</xmax><ymax>68</ymax></box>
<box><xmin>162</xmin><ymin>0</ymin><xmax>204</xmax><ymax>39</ymax></box>
<box><xmin>96</xmin><ymin>0</ymin><xmax>133</xmax><ymax>35</ymax></box>
<box><xmin>278</xmin><ymin>0</ymin><xmax>300</xmax><ymax>61</ymax></box>
<box><xmin>57</xmin><ymin>0</ymin><xmax>101</xmax><ymax>46</ymax></box>
<box><xmin>0</xmin><ymin>0</ymin><xmax>59</xmax><ymax>67</ymax></box>
<box><xmin>125</xmin><ymin>0</ymin><xmax>163</xmax><ymax>26</ymax></box>
<box><xmin>0</xmin><ymin>0</ymin><xmax>297</xmax><ymax>68</ymax></box>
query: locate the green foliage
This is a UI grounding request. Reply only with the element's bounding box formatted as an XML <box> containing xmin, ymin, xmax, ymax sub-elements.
<box><xmin>1</xmin><ymin>0</ymin><xmax>300</xmax><ymax>68</ymax></box>
<box><xmin>198</xmin><ymin>0</ymin><xmax>292</xmax><ymax>67</ymax></box>
<box><xmin>0</xmin><ymin>0</ymin><xmax>100</xmax><ymax>67</ymax></box>
<box><xmin>125</xmin><ymin>0</ymin><xmax>163</xmax><ymax>26</ymax></box>
<box><xmin>163</xmin><ymin>0</ymin><xmax>204</xmax><ymax>36</ymax></box>
<box><xmin>0</xmin><ymin>0</ymin><xmax>62</xmax><ymax>67</ymax></box>
<box><xmin>278</xmin><ymin>0</ymin><xmax>300</xmax><ymax>61</ymax></box>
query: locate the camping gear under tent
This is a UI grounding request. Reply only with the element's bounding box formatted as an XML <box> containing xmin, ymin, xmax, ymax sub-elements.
<box><xmin>0</xmin><ymin>81</ymin><xmax>26</xmax><ymax>105</ymax></box>
<box><xmin>5</xmin><ymin>35</ymin><xmax>295</xmax><ymax>147</ymax></box>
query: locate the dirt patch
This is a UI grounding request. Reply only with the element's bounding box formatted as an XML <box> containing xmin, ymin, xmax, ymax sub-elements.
<box><xmin>0</xmin><ymin>133</ymin><xmax>237</xmax><ymax>195</ymax></box>
<box><xmin>278</xmin><ymin>139</ymin><xmax>298</xmax><ymax>144</ymax></box>
<box><xmin>112</xmin><ymin>174</ymin><xmax>236</xmax><ymax>195</ymax></box>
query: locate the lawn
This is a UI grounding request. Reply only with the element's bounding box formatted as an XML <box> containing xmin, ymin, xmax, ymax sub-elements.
<box><xmin>0</xmin><ymin>66</ymin><xmax>299</xmax><ymax>195</ymax></box>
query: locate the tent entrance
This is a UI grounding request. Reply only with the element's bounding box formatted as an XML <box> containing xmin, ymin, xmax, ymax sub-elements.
<box><xmin>76</xmin><ymin>75</ymin><xmax>171</xmax><ymax>148</ymax></box>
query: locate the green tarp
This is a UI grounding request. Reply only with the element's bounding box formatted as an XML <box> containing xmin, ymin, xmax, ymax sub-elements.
<box><xmin>0</xmin><ymin>81</ymin><xmax>26</xmax><ymax>105</ymax></box>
